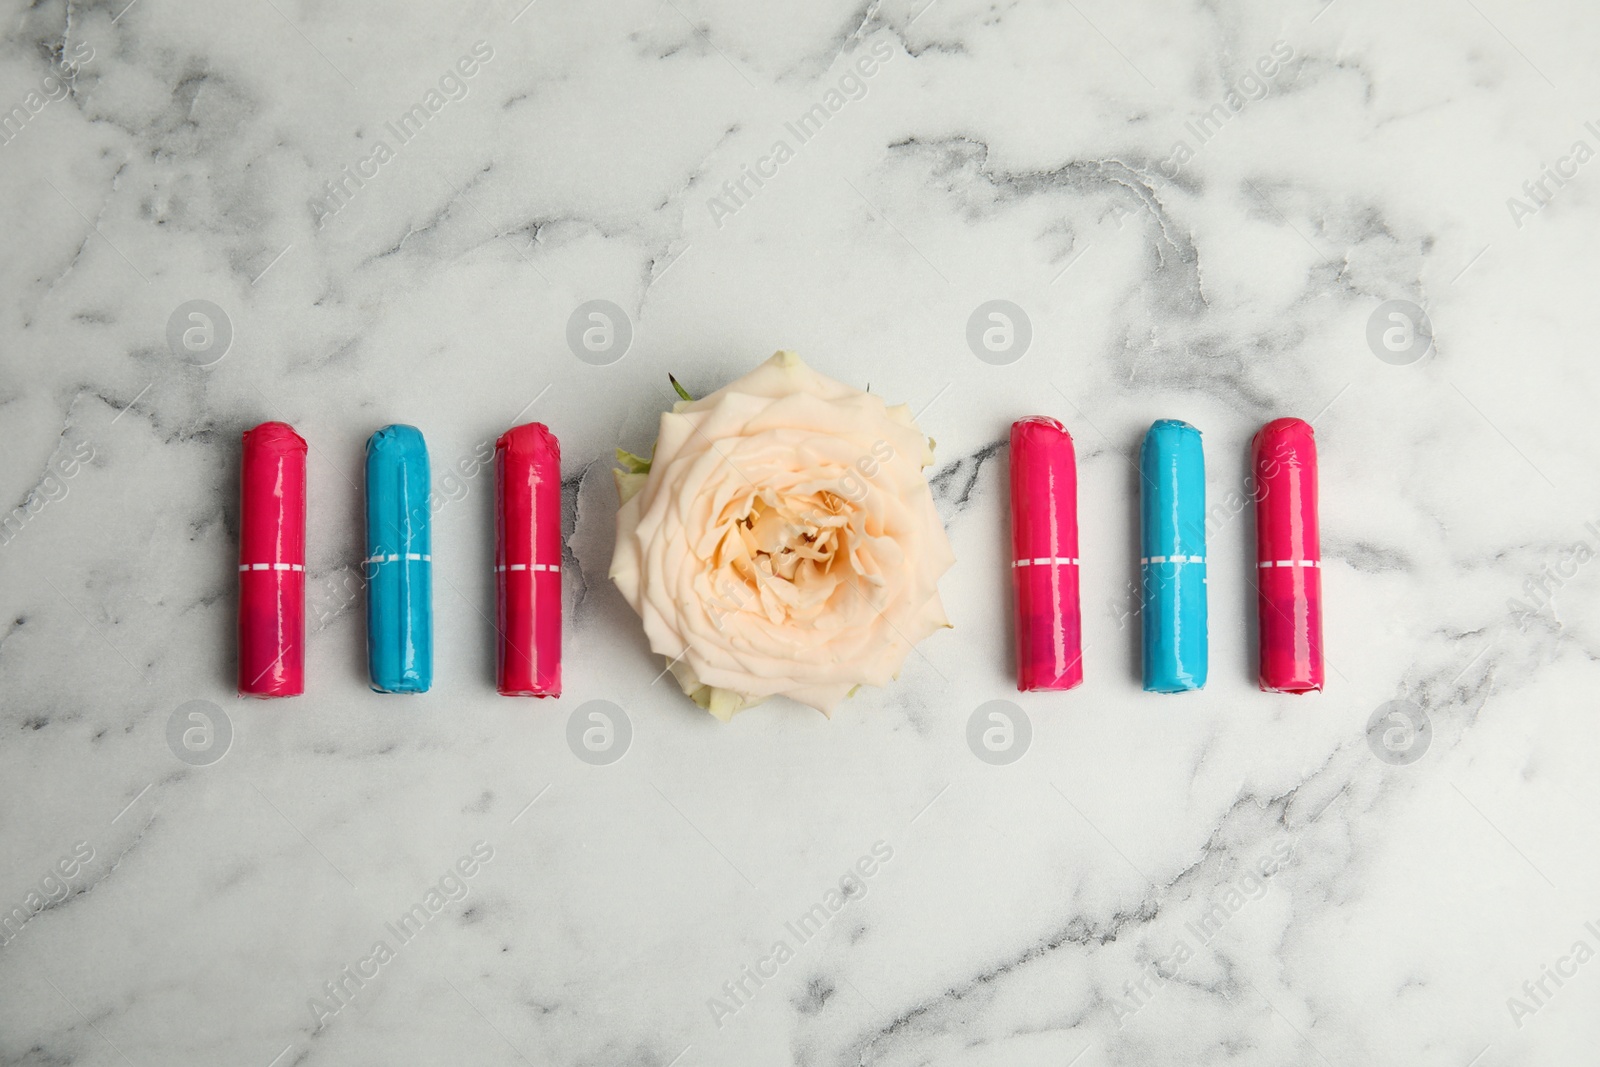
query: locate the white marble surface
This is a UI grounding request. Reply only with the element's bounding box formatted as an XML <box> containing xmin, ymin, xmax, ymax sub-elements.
<box><xmin>3</xmin><ymin>0</ymin><xmax>1599</xmax><ymax>1063</ymax></box>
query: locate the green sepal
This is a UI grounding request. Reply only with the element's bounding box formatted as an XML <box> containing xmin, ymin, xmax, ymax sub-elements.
<box><xmin>615</xmin><ymin>446</ymin><xmax>652</xmax><ymax>475</ymax></box>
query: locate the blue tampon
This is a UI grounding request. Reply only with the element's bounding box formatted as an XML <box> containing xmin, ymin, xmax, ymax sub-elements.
<box><xmin>1140</xmin><ymin>419</ymin><xmax>1207</xmax><ymax>692</ymax></box>
<box><xmin>365</xmin><ymin>424</ymin><xmax>433</xmax><ymax>693</ymax></box>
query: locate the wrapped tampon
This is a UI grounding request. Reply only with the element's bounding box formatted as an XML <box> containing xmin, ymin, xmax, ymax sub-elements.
<box><xmin>495</xmin><ymin>423</ymin><xmax>561</xmax><ymax>697</ymax></box>
<box><xmin>238</xmin><ymin>421</ymin><xmax>307</xmax><ymax>698</ymax></box>
<box><xmin>1140</xmin><ymin>420</ymin><xmax>1207</xmax><ymax>692</ymax></box>
<box><xmin>1253</xmin><ymin>418</ymin><xmax>1323</xmax><ymax>693</ymax></box>
<box><xmin>1009</xmin><ymin>417</ymin><xmax>1084</xmax><ymax>691</ymax></box>
<box><xmin>365</xmin><ymin>425</ymin><xmax>433</xmax><ymax>694</ymax></box>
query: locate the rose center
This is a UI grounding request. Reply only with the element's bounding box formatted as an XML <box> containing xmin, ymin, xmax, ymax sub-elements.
<box><xmin>737</xmin><ymin>494</ymin><xmax>844</xmax><ymax>581</ymax></box>
<box><xmin>707</xmin><ymin>489</ymin><xmax>855</xmax><ymax>622</ymax></box>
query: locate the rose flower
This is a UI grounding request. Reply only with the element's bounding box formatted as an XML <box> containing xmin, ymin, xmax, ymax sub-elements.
<box><xmin>609</xmin><ymin>351</ymin><xmax>955</xmax><ymax>720</ymax></box>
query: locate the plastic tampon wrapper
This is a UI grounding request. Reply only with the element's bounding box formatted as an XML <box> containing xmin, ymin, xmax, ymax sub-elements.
<box><xmin>365</xmin><ymin>425</ymin><xmax>433</xmax><ymax>694</ymax></box>
<box><xmin>1140</xmin><ymin>420</ymin><xmax>1207</xmax><ymax>692</ymax></box>
<box><xmin>495</xmin><ymin>423</ymin><xmax>562</xmax><ymax>697</ymax></box>
<box><xmin>1009</xmin><ymin>417</ymin><xmax>1084</xmax><ymax>691</ymax></box>
<box><xmin>238</xmin><ymin>421</ymin><xmax>307</xmax><ymax>697</ymax></box>
<box><xmin>1253</xmin><ymin>418</ymin><xmax>1323</xmax><ymax>693</ymax></box>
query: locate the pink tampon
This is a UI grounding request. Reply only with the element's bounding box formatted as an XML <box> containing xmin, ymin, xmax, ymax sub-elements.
<box><xmin>495</xmin><ymin>423</ymin><xmax>562</xmax><ymax>697</ymax></box>
<box><xmin>1253</xmin><ymin>417</ymin><xmax>1323</xmax><ymax>693</ymax></box>
<box><xmin>1009</xmin><ymin>417</ymin><xmax>1084</xmax><ymax>691</ymax></box>
<box><xmin>238</xmin><ymin>421</ymin><xmax>306</xmax><ymax>698</ymax></box>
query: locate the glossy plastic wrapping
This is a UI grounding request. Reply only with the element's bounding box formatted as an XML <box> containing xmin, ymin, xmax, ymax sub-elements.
<box><xmin>1253</xmin><ymin>418</ymin><xmax>1324</xmax><ymax>693</ymax></box>
<box><xmin>238</xmin><ymin>421</ymin><xmax>307</xmax><ymax>697</ymax></box>
<box><xmin>1139</xmin><ymin>419</ymin><xmax>1207</xmax><ymax>692</ymax></box>
<box><xmin>365</xmin><ymin>425</ymin><xmax>433</xmax><ymax>694</ymax></box>
<box><xmin>1009</xmin><ymin>417</ymin><xmax>1084</xmax><ymax>691</ymax></box>
<box><xmin>495</xmin><ymin>423</ymin><xmax>562</xmax><ymax>697</ymax></box>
